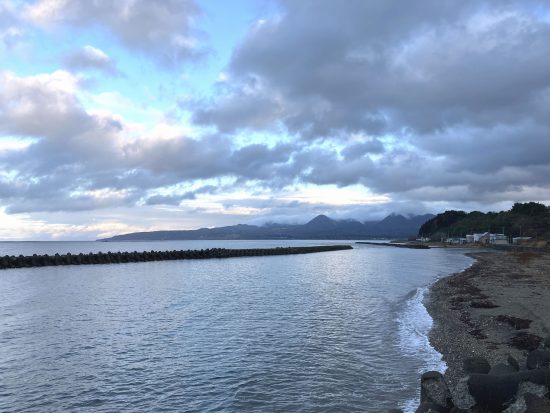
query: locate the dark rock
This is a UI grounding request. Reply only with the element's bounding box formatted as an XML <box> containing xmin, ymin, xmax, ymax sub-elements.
<box><xmin>470</xmin><ymin>300</ymin><xmax>499</xmax><ymax>309</ymax></box>
<box><xmin>526</xmin><ymin>349</ymin><xmax>550</xmax><ymax>370</ymax></box>
<box><xmin>468</xmin><ymin>369</ymin><xmax>550</xmax><ymax>412</ymax></box>
<box><xmin>524</xmin><ymin>392</ymin><xmax>550</xmax><ymax>412</ymax></box>
<box><xmin>490</xmin><ymin>363</ymin><xmax>517</xmax><ymax>375</ymax></box>
<box><xmin>463</xmin><ymin>357</ymin><xmax>491</xmax><ymax>374</ymax></box>
<box><xmin>510</xmin><ymin>332</ymin><xmax>543</xmax><ymax>351</ymax></box>
<box><xmin>420</xmin><ymin>371</ymin><xmax>453</xmax><ymax>411</ymax></box>
<box><xmin>507</xmin><ymin>355</ymin><xmax>520</xmax><ymax>371</ymax></box>
<box><xmin>496</xmin><ymin>314</ymin><xmax>532</xmax><ymax>330</ymax></box>
<box><xmin>468</xmin><ymin>328</ymin><xmax>488</xmax><ymax>339</ymax></box>
<box><xmin>415</xmin><ymin>402</ymin><xmax>450</xmax><ymax>413</ymax></box>
<box><xmin>544</xmin><ymin>335</ymin><xmax>550</xmax><ymax>350</ymax></box>
<box><xmin>503</xmin><ymin>382</ymin><xmax>548</xmax><ymax>412</ymax></box>
<box><xmin>452</xmin><ymin>377</ymin><xmax>476</xmax><ymax>410</ymax></box>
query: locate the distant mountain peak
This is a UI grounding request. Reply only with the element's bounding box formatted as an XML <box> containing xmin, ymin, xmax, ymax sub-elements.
<box><xmin>379</xmin><ymin>213</ymin><xmax>407</xmax><ymax>222</ymax></box>
<box><xmin>305</xmin><ymin>214</ymin><xmax>335</xmax><ymax>227</ymax></box>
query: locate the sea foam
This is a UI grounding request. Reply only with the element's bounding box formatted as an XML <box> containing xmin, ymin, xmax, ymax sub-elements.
<box><xmin>397</xmin><ymin>286</ymin><xmax>447</xmax><ymax>412</ymax></box>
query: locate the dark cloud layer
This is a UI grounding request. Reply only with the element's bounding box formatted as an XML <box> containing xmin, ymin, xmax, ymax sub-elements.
<box><xmin>197</xmin><ymin>0</ymin><xmax>550</xmax><ymax>135</ymax></box>
<box><xmin>191</xmin><ymin>0</ymin><xmax>550</xmax><ymax>204</ymax></box>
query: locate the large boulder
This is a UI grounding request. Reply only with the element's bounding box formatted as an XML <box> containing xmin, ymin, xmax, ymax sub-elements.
<box><xmin>468</xmin><ymin>369</ymin><xmax>550</xmax><ymax>411</ymax></box>
<box><xmin>420</xmin><ymin>371</ymin><xmax>453</xmax><ymax>411</ymax></box>
<box><xmin>415</xmin><ymin>402</ymin><xmax>450</xmax><ymax>413</ymax></box>
<box><xmin>503</xmin><ymin>382</ymin><xmax>549</xmax><ymax>413</ymax></box>
<box><xmin>490</xmin><ymin>363</ymin><xmax>518</xmax><ymax>375</ymax></box>
<box><xmin>463</xmin><ymin>357</ymin><xmax>491</xmax><ymax>374</ymax></box>
<box><xmin>526</xmin><ymin>349</ymin><xmax>550</xmax><ymax>370</ymax></box>
<box><xmin>507</xmin><ymin>355</ymin><xmax>520</xmax><ymax>371</ymax></box>
<box><xmin>452</xmin><ymin>377</ymin><xmax>476</xmax><ymax>410</ymax></box>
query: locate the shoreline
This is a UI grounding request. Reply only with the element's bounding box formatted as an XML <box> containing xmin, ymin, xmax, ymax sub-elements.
<box><xmin>425</xmin><ymin>250</ymin><xmax>550</xmax><ymax>393</ymax></box>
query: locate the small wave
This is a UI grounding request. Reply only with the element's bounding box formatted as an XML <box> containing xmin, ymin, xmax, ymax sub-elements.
<box><xmin>397</xmin><ymin>286</ymin><xmax>446</xmax><ymax>412</ymax></box>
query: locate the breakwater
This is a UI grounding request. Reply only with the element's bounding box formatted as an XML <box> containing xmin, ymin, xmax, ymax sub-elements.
<box><xmin>0</xmin><ymin>245</ymin><xmax>352</xmax><ymax>270</ymax></box>
<box><xmin>356</xmin><ymin>241</ymin><xmax>430</xmax><ymax>249</ymax></box>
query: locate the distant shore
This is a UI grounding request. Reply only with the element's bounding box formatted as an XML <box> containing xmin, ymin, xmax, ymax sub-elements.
<box><xmin>426</xmin><ymin>250</ymin><xmax>550</xmax><ymax>392</ymax></box>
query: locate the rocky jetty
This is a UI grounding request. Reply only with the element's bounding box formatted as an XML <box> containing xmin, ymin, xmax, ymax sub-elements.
<box><xmin>0</xmin><ymin>245</ymin><xmax>352</xmax><ymax>270</ymax></box>
<box><xmin>356</xmin><ymin>241</ymin><xmax>430</xmax><ymax>249</ymax></box>
<box><xmin>388</xmin><ymin>339</ymin><xmax>550</xmax><ymax>412</ymax></box>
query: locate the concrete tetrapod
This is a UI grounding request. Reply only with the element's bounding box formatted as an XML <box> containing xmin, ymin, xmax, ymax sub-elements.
<box><xmin>0</xmin><ymin>245</ymin><xmax>353</xmax><ymax>270</ymax></box>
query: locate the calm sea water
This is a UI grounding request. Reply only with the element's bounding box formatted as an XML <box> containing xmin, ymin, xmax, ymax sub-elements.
<box><xmin>0</xmin><ymin>240</ymin><xmax>473</xmax><ymax>412</ymax></box>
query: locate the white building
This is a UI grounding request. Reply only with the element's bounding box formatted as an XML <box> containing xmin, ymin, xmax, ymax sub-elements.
<box><xmin>473</xmin><ymin>232</ymin><xmax>490</xmax><ymax>243</ymax></box>
<box><xmin>446</xmin><ymin>237</ymin><xmax>467</xmax><ymax>245</ymax></box>
<box><xmin>473</xmin><ymin>233</ymin><xmax>487</xmax><ymax>242</ymax></box>
<box><xmin>490</xmin><ymin>233</ymin><xmax>508</xmax><ymax>245</ymax></box>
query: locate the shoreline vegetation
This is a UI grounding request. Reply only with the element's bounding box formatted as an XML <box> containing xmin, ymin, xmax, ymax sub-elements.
<box><xmin>394</xmin><ymin>250</ymin><xmax>550</xmax><ymax>412</ymax></box>
<box><xmin>0</xmin><ymin>245</ymin><xmax>352</xmax><ymax>270</ymax></box>
<box><xmin>418</xmin><ymin>202</ymin><xmax>550</xmax><ymax>250</ymax></box>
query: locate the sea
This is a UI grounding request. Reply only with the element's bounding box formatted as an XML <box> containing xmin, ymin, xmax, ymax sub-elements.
<box><xmin>0</xmin><ymin>240</ymin><xmax>473</xmax><ymax>412</ymax></box>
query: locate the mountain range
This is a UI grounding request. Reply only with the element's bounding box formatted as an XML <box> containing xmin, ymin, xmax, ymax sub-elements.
<box><xmin>99</xmin><ymin>213</ymin><xmax>434</xmax><ymax>241</ymax></box>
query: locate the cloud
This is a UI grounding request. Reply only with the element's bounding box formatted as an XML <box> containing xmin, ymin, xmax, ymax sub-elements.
<box><xmin>3</xmin><ymin>1</ymin><xmax>550</xmax><ymax>229</ymax></box>
<box><xmin>0</xmin><ymin>70</ymin><xmax>301</xmax><ymax>214</ymax></box>
<box><xmin>188</xmin><ymin>0</ymin><xmax>550</xmax><ymax>205</ymax></box>
<box><xmin>195</xmin><ymin>1</ymin><xmax>550</xmax><ymax>137</ymax></box>
<box><xmin>341</xmin><ymin>138</ymin><xmax>385</xmax><ymax>160</ymax></box>
<box><xmin>0</xmin><ymin>0</ymin><xmax>24</xmax><ymax>49</ymax></box>
<box><xmin>25</xmin><ymin>0</ymin><xmax>204</xmax><ymax>65</ymax></box>
<box><xmin>1</xmin><ymin>69</ymin><xmax>549</xmax><ymax>218</ymax></box>
<box><xmin>0</xmin><ymin>70</ymin><xmax>89</xmax><ymax>140</ymax></box>
<box><xmin>62</xmin><ymin>45</ymin><xmax>120</xmax><ymax>76</ymax></box>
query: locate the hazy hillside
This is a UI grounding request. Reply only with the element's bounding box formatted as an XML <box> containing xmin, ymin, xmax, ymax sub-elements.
<box><xmin>100</xmin><ymin>213</ymin><xmax>434</xmax><ymax>241</ymax></box>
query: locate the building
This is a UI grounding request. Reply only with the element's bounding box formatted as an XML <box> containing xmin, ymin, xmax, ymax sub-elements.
<box><xmin>446</xmin><ymin>237</ymin><xmax>467</xmax><ymax>245</ymax></box>
<box><xmin>474</xmin><ymin>232</ymin><xmax>490</xmax><ymax>244</ymax></box>
<box><xmin>489</xmin><ymin>233</ymin><xmax>508</xmax><ymax>245</ymax></box>
<box><xmin>473</xmin><ymin>232</ymin><xmax>488</xmax><ymax>242</ymax></box>
<box><xmin>512</xmin><ymin>236</ymin><xmax>532</xmax><ymax>244</ymax></box>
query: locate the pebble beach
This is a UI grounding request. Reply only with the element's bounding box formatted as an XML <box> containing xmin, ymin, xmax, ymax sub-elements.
<box><xmin>424</xmin><ymin>250</ymin><xmax>550</xmax><ymax>411</ymax></box>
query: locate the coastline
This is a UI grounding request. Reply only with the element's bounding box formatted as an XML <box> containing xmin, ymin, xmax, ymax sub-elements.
<box><xmin>425</xmin><ymin>250</ymin><xmax>550</xmax><ymax>392</ymax></box>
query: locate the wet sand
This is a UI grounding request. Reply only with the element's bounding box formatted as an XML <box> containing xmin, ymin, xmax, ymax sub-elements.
<box><xmin>426</xmin><ymin>250</ymin><xmax>550</xmax><ymax>391</ymax></box>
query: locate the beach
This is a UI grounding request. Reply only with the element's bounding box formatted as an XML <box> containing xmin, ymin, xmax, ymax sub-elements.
<box><xmin>426</xmin><ymin>250</ymin><xmax>550</xmax><ymax>392</ymax></box>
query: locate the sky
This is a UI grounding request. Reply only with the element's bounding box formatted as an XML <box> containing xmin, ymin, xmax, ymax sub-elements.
<box><xmin>1</xmin><ymin>0</ymin><xmax>550</xmax><ymax>240</ymax></box>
